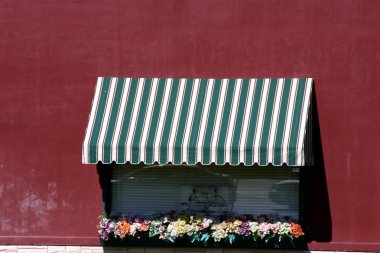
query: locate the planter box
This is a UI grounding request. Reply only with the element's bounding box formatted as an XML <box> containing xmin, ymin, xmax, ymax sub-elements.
<box><xmin>101</xmin><ymin>235</ymin><xmax>305</xmax><ymax>249</ymax></box>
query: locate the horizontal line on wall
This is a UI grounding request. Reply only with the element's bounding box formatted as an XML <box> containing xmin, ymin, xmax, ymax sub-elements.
<box><xmin>0</xmin><ymin>236</ymin><xmax>98</xmax><ymax>238</ymax></box>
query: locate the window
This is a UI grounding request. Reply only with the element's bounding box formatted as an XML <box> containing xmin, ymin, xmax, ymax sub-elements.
<box><xmin>110</xmin><ymin>164</ymin><xmax>301</xmax><ymax>221</ymax></box>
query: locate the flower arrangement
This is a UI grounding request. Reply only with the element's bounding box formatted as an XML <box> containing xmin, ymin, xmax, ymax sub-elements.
<box><xmin>97</xmin><ymin>213</ymin><xmax>304</xmax><ymax>246</ymax></box>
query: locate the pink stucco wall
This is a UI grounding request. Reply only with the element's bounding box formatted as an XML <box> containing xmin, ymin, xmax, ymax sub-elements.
<box><xmin>1</xmin><ymin>0</ymin><xmax>380</xmax><ymax>251</ymax></box>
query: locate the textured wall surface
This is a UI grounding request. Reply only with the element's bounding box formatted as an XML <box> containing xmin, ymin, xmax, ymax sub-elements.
<box><xmin>1</xmin><ymin>0</ymin><xmax>380</xmax><ymax>251</ymax></box>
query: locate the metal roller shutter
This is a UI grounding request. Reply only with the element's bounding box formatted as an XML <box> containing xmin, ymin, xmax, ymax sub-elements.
<box><xmin>111</xmin><ymin>165</ymin><xmax>300</xmax><ymax>220</ymax></box>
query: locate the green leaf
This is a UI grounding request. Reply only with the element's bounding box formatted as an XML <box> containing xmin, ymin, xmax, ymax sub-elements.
<box><xmin>264</xmin><ymin>234</ymin><xmax>276</xmax><ymax>243</ymax></box>
<box><xmin>289</xmin><ymin>237</ymin><xmax>296</xmax><ymax>248</ymax></box>
<box><xmin>201</xmin><ymin>233</ymin><xmax>210</xmax><ymax>242</ymax></box>
<box><xmin>228</xmin><ymin>234</ymin><xmax>236</xmax><ymax>244</ymax></box>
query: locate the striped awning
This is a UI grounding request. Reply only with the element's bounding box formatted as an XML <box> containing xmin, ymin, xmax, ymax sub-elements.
<box><xmin>83</xmin><ymin>77</ymin><xmax>313</xmax><ymax>166</ymax></box>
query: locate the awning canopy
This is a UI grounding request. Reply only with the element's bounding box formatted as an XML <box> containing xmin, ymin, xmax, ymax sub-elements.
<box><xmin>83</xmin><ymin>77</ymin><xmax>313</xmax><ymax>166</ymax></box>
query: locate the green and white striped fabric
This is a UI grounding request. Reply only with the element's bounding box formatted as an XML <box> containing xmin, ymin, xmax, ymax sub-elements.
<box><xmin>83</xmin><ymin>77</ymin><xmax>313</xmax><ymax>166</ymax></box>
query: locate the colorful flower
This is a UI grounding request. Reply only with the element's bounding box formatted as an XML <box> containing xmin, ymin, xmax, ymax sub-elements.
<box><xmin>115</xmin><ymin>221</ymin><xmax>131</xmax><ymax>239</ymax></box>
<box><xmin>236</xmin><ymin>221</ymin><xmax>251</xmax><ymax>237</ymax></box>
<box><xmin>258</xmin><ymin>222</ymin><xmax>271</xmax><ymax>238</ymax></box>
<box><xmin>278</xmin><ymin>222</ymin><xmax>291</xmax><ymax>235</ymax></box>
<box><xmin>290</xmin><ymin>223</ymin><xmax>304</xmax><ymax>238</ymax></box>
<box><xmin>97</xmin><ymin>212</ymin><xmax>304</xmax><ymax>245</ymax></box>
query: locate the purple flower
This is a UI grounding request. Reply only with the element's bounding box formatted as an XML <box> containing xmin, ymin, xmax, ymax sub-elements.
<box><xmin>100</xmin><ymin>219</ymin><xmax>110</xmax><ymax>229</ymax></box>
<box><xmin>236</xmin><ymin>222</ymin><xmax>251</xmax><ymax>237</ymax></box>
<box><xmin>100</xmin><ymin>232</ymin><xmax>109</xmax><ymax>241</ymax></box>
<box><xmin>132</xmin><ymin>217</ymin><xmax>142</xmax><ymax>223</ymax></box>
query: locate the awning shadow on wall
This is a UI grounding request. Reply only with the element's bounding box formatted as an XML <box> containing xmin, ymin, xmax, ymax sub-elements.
<box><xmin>97</xmin><ymin>163</ymin><xmax>112</xmax><ymax>216</ymax></box>
<box><xmin>304</xmin><ymin>85</ymin><xmax>332</xmax><ymax>244</ymax></box>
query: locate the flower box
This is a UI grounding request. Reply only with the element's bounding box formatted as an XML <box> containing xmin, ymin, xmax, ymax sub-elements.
<box><xmin>98</xmin><ymin>213</ymin><xmax>305</xmax><ymax>249</ymax></box>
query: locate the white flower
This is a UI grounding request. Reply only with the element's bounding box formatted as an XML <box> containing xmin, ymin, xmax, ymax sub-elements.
<box><xmin>249</xmin><ymin>221</ymin><xmax>259</xmax><ymax>233</ymax></box>
<box><xmin>202</xmin><ymin>218</ymin><xmax>213</xmax><ymax>228</ymax></box>
<box><xmin>130</xmin><ymin>224</ymin><xmax>137</xmax><ymax>235</ymax></box>
<box><xmin>271</xmin><ymin>222</ymin><xmax>280</xmax><ymax>233</ymax></box>
<box><xmin>134</xmin><ymin>223</ymin><xmax>142</xmax><ymax>231</ymax></box>
<box><xmin>278</xmin><ymin>222</ymin><xmax>291</xmax><ymax>235</ymax></box>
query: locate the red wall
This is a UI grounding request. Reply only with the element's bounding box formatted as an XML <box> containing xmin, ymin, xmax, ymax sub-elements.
<box><xmin>1</xmin><ymin>0</ymin><xmax>380</xmax><ymax>251</ymax></box>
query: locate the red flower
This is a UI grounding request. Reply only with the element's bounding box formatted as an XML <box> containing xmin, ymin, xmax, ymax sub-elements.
<box><xmin>118</xmin><ymin>221</ymin><xmax>131</xmax><ymax>238</ymax></box>
<box><xmin>290</xmin><ymin>223</ymin><xmax>304</xmax><ymax>238</ymax></box>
